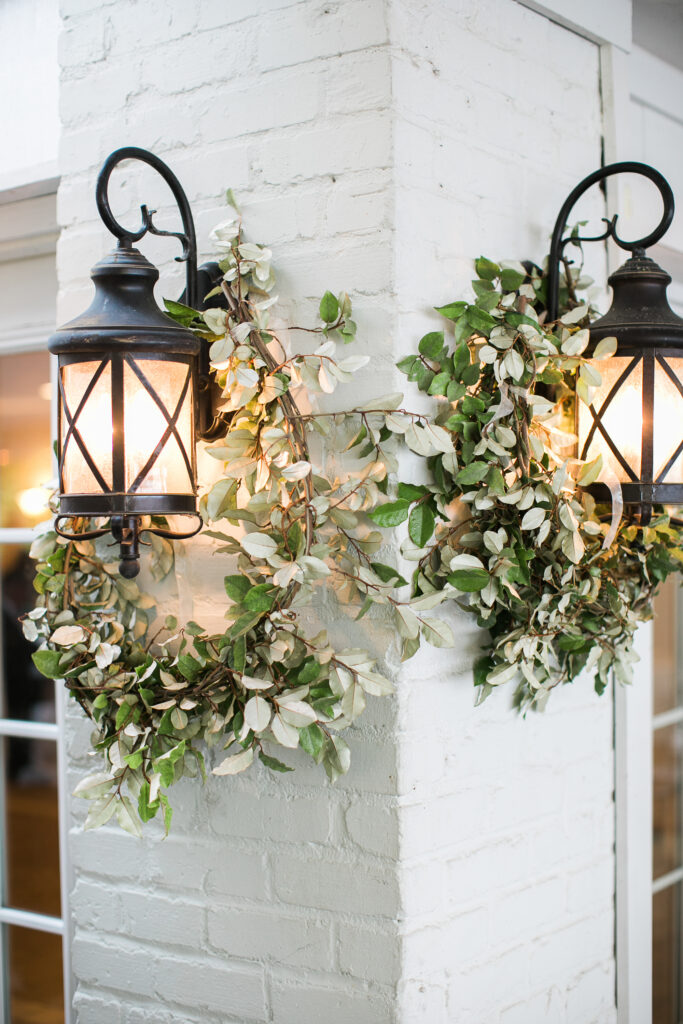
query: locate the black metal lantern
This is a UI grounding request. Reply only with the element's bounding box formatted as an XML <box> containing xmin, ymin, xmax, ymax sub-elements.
<box><xmin>547</xmin><ymin>161</ymin><xmax>683</xmax><ymax>524</ymax></box>
<box><xmin>49</xmin><ymin>148</ymin><xmax>229</xmax><ymax>576</ymax></box>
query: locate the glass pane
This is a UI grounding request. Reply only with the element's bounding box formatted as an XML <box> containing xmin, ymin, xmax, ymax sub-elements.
<box><xmin>124</xmin><ymin>358</ymin><xmax>194</xmax><ymax>494</ymax></box>
<box><xmin>61</xmin><ymin>359</ymin><xmax>113</xmax><ymax>493</ymax></box>
<box><xmin>654</xmin><ymin>357</ymin><xmax>683</xmax><ymax>483</ymax></box>
<box><xmin>4</xmin><ymin>738</ymin><xmax>60</xmax><ymax>917</ymax></box>
<box><xmin>577</xmin><ymin>356</ymin><xmax>642</xmax><ymax>481</ymax></box>
<box><xmin>0</xmin><ymin>351</ymin><xmax>52</xmax><ymax>527</ymax></box>
<box><xmin>654</xmin><ymin>576</ymin><xmax>681</xmax><ymax>716</ymax></box>
<box><xmin>654</xmin><ymin>724</ymin><xmax>682</xmax><ymax>880</ymax></box>
<box><xmin>653</xmin><ymin>883</ymin><xmax>683</xmax><ymax>1024</ymax></box>
<box><xmin>7</xmin><ymin>925</ymin><xmax>64</xmax><ymax>1024</ymax></box>
<box><xmin>1</xmin><ymin>545</ymin><xmax>56</xmax><ymax>725</ymax></box>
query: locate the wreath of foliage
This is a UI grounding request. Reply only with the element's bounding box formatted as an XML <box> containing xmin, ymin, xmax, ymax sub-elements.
<box><xmin>24</xmin><ymin>203</ymin><xmax>452</xmax><ymax>835</ymax></box>
<box><xmin>24</xmin><ymin>203</ymin><xmax>683</xmax><ymax>835</ymax></box>
<box><xmin>387</xmin><ymin>253</ymin><xmax>683</xmax><ymax>709</ymax></box>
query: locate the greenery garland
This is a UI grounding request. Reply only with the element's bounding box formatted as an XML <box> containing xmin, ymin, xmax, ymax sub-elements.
<box><xmin>24</xmin><ymin>204</ymin><xmax>683</xmax><ymax>834</ymax></box>
<box><xmin>387</xmin><ymin>254</ymin><xmax>683</xmax><ymax>708</ymax></box>
<box><xmin>24</xmin><ymin>204</ymin><xmax>450</xmax><ymax>835</ymax></box>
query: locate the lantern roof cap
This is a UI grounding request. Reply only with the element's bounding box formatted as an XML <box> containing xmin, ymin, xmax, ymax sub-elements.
<box><xmin>588</xmin><ymin>252</ymin><xmax>683</xmax><ymax>352</ymax></box>
<box><xmin>48</xmin><ymin>243</ymin><xmax>200</xmax><ymax>356</ymax></box>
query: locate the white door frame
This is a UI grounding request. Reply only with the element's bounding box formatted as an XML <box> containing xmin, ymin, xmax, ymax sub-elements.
<box><xmin>0</xmin><ymin>173</ymin><xmax>72</xmax><ymax>1023</ymax></box>
<box><xmin>517</xmin><ymin>5</ymin><xmax>658</xmax><ymax>1019</ymax></box>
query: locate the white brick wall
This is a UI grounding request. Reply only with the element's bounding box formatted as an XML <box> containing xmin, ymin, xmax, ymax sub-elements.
<box><xmin>391</xmin><ymin>2</ymin><xmax>616</xmax><ymax>1021</ymax></box>
<box><xmin>56</xmin><ymin>0</ymin><xmax>618</xmax><ymax>1020</ymax></box>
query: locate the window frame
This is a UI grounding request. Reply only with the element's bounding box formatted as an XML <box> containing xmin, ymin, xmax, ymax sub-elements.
<box><xmin>0</xmin><ymin>173</ymin><xmax>71</xmax><ymax>1023</ymax></box>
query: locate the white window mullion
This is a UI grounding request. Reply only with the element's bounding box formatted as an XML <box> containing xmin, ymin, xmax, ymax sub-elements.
<box><xmin>0</xmin><ymin>720</ymin><xmax>59</xmax><ymax>742</ymax></box>
<box><xmin>0</xmin><ymin>906</ymin><xmax>63</xmax><ymax>936</ymax></box>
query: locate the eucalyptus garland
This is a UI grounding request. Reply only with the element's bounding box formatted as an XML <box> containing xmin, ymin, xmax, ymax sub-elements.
<box><xmin>385</xmin><ymin>255</ymin><xmax>683</xmax><ymax>708</ymax></box>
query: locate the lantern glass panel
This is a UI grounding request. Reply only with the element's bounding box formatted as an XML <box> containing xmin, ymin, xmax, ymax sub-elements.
<box><xmin>578</xmin><ymin>356</ymin><xmax>643</xmax><ymax>482</ymax></box>
<box><xmin>123</xmin><ymin>358</ymin><xmax>194</xmax><ymax>494</ymax></box>
<box><xmin>654</xmin><ymin>357</ymin><xmax>683</xmax><ymax>484</ymax></box>
<box><xmin>61</xmin><ymin>359</ymin><xmax>113</xmax><ymax>494</ymax></box>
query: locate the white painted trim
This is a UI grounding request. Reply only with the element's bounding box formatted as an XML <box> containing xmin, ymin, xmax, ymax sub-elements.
<box><xmin>0</xmin><ymin>231</ymin><xmax>60</xmax><ymax>265</ymax></box>
<box><xmin>0</xmin><ymin>325</ymin><xmax>54</xmax><ymax>353</ymax></box>
<box><xmin>614</xmin><ymin>626</ymin><xmax>654</xmax><ymax>1024</ymax></box>
<box><xmin>630</xmin><ymin>46</ymin><xmax>683</xmax><ymax>127</ymax></box>
<box><xmin>0</xmin><ymin>164</ymin><xmax>59</xmax><ymax>201</ymax></box>
<box><xmin>56</xmin><ymin>684</ymin><xmax>72</xmax><ymax>1024</ymax></box>
<box><xmin>514</xmin><ymin>0</ymin><xmax>632</xmax><ymax>51</ymax></box>
<box><xmin>599</xmin><ymin>41</ymin><xmax>654</xmax><ymax>1024</ymax></box>
<box><xmin>0</xmin><ymin>528</ymin><xmax>39</xmax><ymax>545</ymax></box>
<box><xmin>0</xmin><ymin>906</ymin><xmax>63</xmax><ymax>936</ymax></box>
<box><xmin>0</xmin><ymin>720</ymin><xmax>59</xmax><ymax>742</ymax></box>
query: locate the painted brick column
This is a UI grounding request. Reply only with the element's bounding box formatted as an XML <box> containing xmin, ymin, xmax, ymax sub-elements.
<box><xmin>57</xmin><ymin>1</ymin><xmax>618</xmax><ymax>1021</ymax></box>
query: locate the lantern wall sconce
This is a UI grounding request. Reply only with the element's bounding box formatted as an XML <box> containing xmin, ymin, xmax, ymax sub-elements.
<box><xmin>49</xmin><ymin>147</ymin><xmax>231</xmax><ymax>577</ymax></box>
<box><xmin>546</xmin><ymin>160</ymin><xmax>683</xmax><ymax>525</ymax></box>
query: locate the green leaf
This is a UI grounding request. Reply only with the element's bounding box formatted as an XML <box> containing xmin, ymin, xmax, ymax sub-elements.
<box><xmin>163</xmin><ymin>299</ymin><xmax>198</xmax><ymax>325</ymax></box>
<box><xmin>505</xmin><ymin>311</ymin><xmax>539</xmax><ymax>331</ymax></box>
<box><xmin>500</xmin><ymin>267</ymin><xmax>526</xmax><ymax>291</ymax></box>
<box><xmin>461</xmin><ymin>363</ymin><xmax>481</xmax><ymax>386</ymax></box>
<box><xmin>397</xmin><ymin>355</ymin><xmax>419</xmax><ymax>374</ymax></box>
<box><xmin>319</xmin><ymin>291</ymin><xmax>339</xmax><ymax>323</ymax></box>
<box><xmin>454</xmin><ymin>314</ymin><xmax>473</xmax><ymax>346</ymax></box>
<box><xmin>292</xmin><ymin>659</ymin><xmax>321</xmax><ymax>687</ymax></box>
<box><xmin>435</xmin><ymin>301</ymin><xmax>467</xmax><ymax>321</ymax></box>
<box><xmin>227</xmin><ymin>612</ymin><xmax>263</xmax><ymax>640</ymax></box>
<box><xmin>224</xmin><ymin>575</ymin><xmax>251</xmax><ymax>602</ymax></box>
<box><xmin>448</xmin><ymin>568</ymin><xmax>490</xmax><ymax>592</ymax></box>
<box><xmin>558</xmin><ymin>634</ymin><xmax>591</xmax><ymax>652</ymax></box>
<box><xmin>466</xmin><ymin>306</ymin><xmax>497</xmax><ymax>333</ymax></box>
<box><xmin>321</xmin><ymin>733</ymin><xmax>350</xmax><ymax>781</ymax></box>
<box><xmin>461</xmin><ymin>395</ymin><xmax>486</xmax><ymax>414</ymax></box>
<box><xmin>456</xmin><ymin>461</ymin><xmax>490</xmax><ymax>486</ymax></box>
<box><xmin>370</xmin><ymin>562</ymin><xmax>408</xmax><ymax>587</ymax></box>
<box><xmin>32</xmin><ymin>649</ymin><xmax>64</xmax><ymax>679</ymax></box>
<box><xmin>259</xmin><ymin>751</ymin><xmax>294</xmax><ymax>773</ymax></box>
<box><xmin>475</xmin><ymin>257</ymin><xmax>500</xmax><ymax>281</ymax></box>
<box><xmin>232</xmin><ymin>633</ymin><xmax>246</xmax><ymax>674</ymax></box>
<box><xmin>299</xmin><ymin>722</ymin><xmax>325</xmax><ymax>762</ymax></box>
<box><xmin>115</xmin><ymin>703</ymin><xmax>133</xmax><ymax>730</ymax></box>
<box><xmin>397</xmin><ymin>482</ymin><xmax>429</xmax><ymax>501</ymax></box>
<box><xmin>138</xmin><ymin>782</ymin><xmax>160</xmax><ymax>823</ymax></box>
<box><xmin>160</xmin><ymin>793</ymin><xmax>173</xmax><ymax>835</ymax></box>
<box><xmin>369</xmin><ymin>500</ymin><xmax>411</xmax><ymax>527</ymax></box>
<box><xmin>428</xmin><ymin>371</ymin><xmax>451</xmax><ymax>395</ymax></box>
<box><xmin>408</xmin><ymin>504</ymin><xmax>436</xmax><ymax>547</ymax></box>
<box><xmin>124</xmin><ymin>750</ymin><xmax>144</xmax><ymax>770</ymax></box>
<box><xmin>177</xmin><ymin>654</ymin><xmax>202</xmax><ymax>682</ymax></box>
<box><xmin>446</xmin><ymin>380</ymin><xmax>466</xmax><ymax>402</ymax></box>
<box><xmin>487</xmin><ymin>466</ymin><xmax>505</xmax><ymax>495</ymax></box>
<box><xmin>474</xmin><ymin>655</ymin><xmax>494</xmax><ymax>687</ymax></box>
<box><xmin>418</xmin><ymin>332</ymin><xmax>445</xmax><ymax>360</ymax></box>
<box><xmin>408</xmin><ymin>360</ymin><xmax>435</xmax><ymax>392</ymax></box>
<box><xmin>244</xmin><ymin>584</ymin><xmax>276</xmax><ymax>613</ymax></box>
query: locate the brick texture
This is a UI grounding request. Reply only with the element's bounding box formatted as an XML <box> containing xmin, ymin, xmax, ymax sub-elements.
<box><xmin>56</xmin><ymin>0</ymin><xmax>618</xmax><ymax>1020</ymax></box>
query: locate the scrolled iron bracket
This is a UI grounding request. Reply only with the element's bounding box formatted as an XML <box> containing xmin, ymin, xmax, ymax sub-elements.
<box><xmin>95</xmin><ymin>146</ymin><xmax>230</xmax><ymax>440</ymax></box>
<box><xmin>547</xmin><ymin>160</ymin><xmax>675</xmax><ymax>321</ymax></box>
